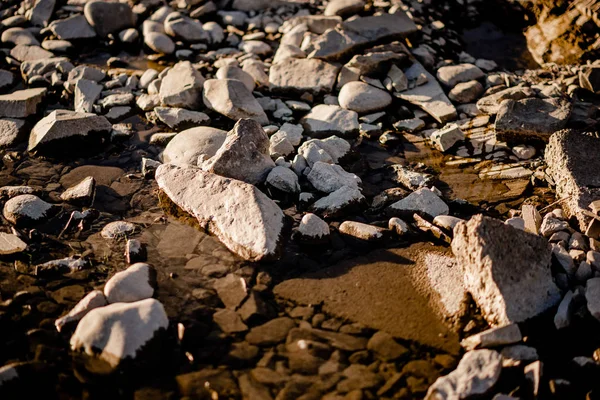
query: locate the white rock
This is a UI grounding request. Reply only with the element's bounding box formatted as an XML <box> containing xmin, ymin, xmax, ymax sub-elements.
<box><xmin>55</xmin><ymin>290</ymin><xmax>107</xmax><ymax>332</ymax></box>
<box><xmin>154</xmin><ymin>107</ymin><xmax>210</xmax><ymax>130</ymax></box>
<box><xmin>433</xmin><ymin>215</ymin><xmax>463</xmax><ymax>231</ymax></box>
<box><xmin>104</xmin><ymin>263</ymin><xmax>156</xmax><ymax>304</ymax></box>
<box><xmin>159</xmin><ymin>61</ymin><xmax>205</xmax><ymax>108</ymax></box>
<box><xmin>60</xmin><ymin>176</ymin><xmax>95</xmax><ymax>205</ymax></box>
<box><xmin>3</xmin><ymin>194</ymin><xmax>54</xmax><ymax>226</ymax></box>
<box><xmin>216</xmin><ymin>64</ymin><xmax>255</xmax><ymax>92</ymax></box>
<box><xmin>339</xmin><ymin>221</ymin><xmax>386</xmax><ymax>242</ymax></box>
<box><xmin>388</xmin><ymin>217</ymin><xmax>409</xmax><ymax>235</ymax></box>
<box><xmin>436</xmin><ymin>63</ymin><xmax>485</xmax><ymax>88</ymax></box>
<box><xmin>298</xmin><ymin>136</ymin><xmax>350</xmax><ymax>167</ymax></box>
<box><xmin>338</xmin><ymin>81</ymin><xmax>392</xmax><ymax>113</ymax></box>
<box><xmin>297</xmin><ymin>213</ymin><xmax>329</xmax><ymax>238</ymax></box>
<box><xmin>145</xmin><ymin>32</ymin><xmax>175</xmax><ymax>54</ymax></box>
<box><xmin>426</xmin><ymin>350</ymin><xmax>502</xmax><ymax>399</ymax></box>
<box><xmin>101</xmin><ymin>221</ymin><xmax>137</xmax><ymax>240</ymax></box>
<box><xmin>461</xmin><ymin>324</ymin><xmax>522</xmax><ymax>351</ymax></box>
<box><xmin>307</xmin><ymin>162</ymin><xmax>361</xmax><ymax>193</ymax></box>
<box><xmin>505</xmin><ymin>217</ymin><xmax>525</xmax><ymax>230</ymax></box>
<box><xmin>203</xmin><ymin>79</ymin><xmax>269</xmax><ymax>125</ymax></box>
<box><xmin>266</xmin><ymin>166</ymin><xmax>300</xmax><ymax>193</ymax></box>
<box><xmin>512</xmin><ymin>144</ymin><xmax>536</xmax><ymax>160</ymax></box>
<box><xmin>0</xmin><ymin>232</ymin><xmax>27</xmax><ymax>255</ymax></box>
<box><xmin>70</xmin><ymin>298</ymin><xmax>169</xmax><ymax>369</ymax></box>
<box><xmin>430</xmin><ymin>123</ymin><xmax>465</xmax><ymax>152</ymax></box>
<box><xmin>0</xmin><ymin>87</ymin><xmax>46</xmax><ymax>118</ymax></box>
<box><xmin>301</xmin><ymin>104</ymin><xmax>359</xmax><ymax>138</ymax></box>
<box><xmin>162</xmin><ymin>126</ymin><xmax>227</xmax><ymax>166</ymax></box>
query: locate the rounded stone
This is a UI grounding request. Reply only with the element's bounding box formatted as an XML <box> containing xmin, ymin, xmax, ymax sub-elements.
<box><xmin>101</xmin><ymin>221</ymin><xmax>137</xmax><ymax>240</ymax></box>
<box><xmin>3</xmin><ymin>194</ymin><xmax>54</xmax><ymax>226</ymax></box>
<box><xmin>104</xmin><ymin>263</ymin><xmax>156</xmax><ymax>304</ymax></box>
<box><xmin>144</xmin><ymin>32</ymin><xmax>175</xmax><ymax>55</ymax></box>
<box><xmin>162</xmin><ymin>126</ymin><xmax>227</xmax><ymax>166</ymax></box>
<box><xmin>338</xmin><ymin>81</ymin><xmax>392</xmax><ymax>113</ymax></box>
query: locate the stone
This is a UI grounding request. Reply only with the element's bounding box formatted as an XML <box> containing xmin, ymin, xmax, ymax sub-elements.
<box><xmin>522</xmin><ymin>205</ymin><xmax>542</xmax><ymax>235</ymax></box>
<box><xmin>10</xmin><ymin>45</ymin><xmax>54</xmax><ymax>62</ymax></box>
<box><xmin>104</xmin><ymin>263</ymin><xmax>156</xmax><ymax>304</ymax></box>
<box><xmin>512</xmin><ymin>144</ymin><xmax>536</xmax><ymax>160</ymax></box>
<box><xmin>297</xmin><ymin>213</ymin><xmax>330</xmax><ymax>240</ymax></box>
<box><xmin>0</xmin><ymin>88</ymin><xmax>46</xmax><ymax>118</ymax></box>
<box><xmin>387</xmin><ymin>188</ymin><xmax>449</xmax><ymax>218</ymax></box>
<box><xmin>119</xmin><ymin>28</ymin><xmax>139</xmax><ymax>43</ymax></box>
<box><xmin>449</xmin><ymin>80</ymin><xmax>484</xmax><ymax>103</ymax></box>
<box><xmin>309</xmin><ymin>12</ymin><xmax>417</xmax><ymax>60</ymax></box>
<box><xmin>307</xmin><ymin>162</ymin><xmax>361</xmax><ymax>193</ymax></box>
<box><xmin>586</xmin><ymin>277</ymin><xmax>600</xmax><ymax>321</ymax></box>
<box><xmin>161</xmin><ymin>127</ymin><xmax>226</xmax><ymax>167</ymax></box>
<box><xmin>301</xmin><ymin>104</ymin><xmax>359</xmax><ymax>138</ymax></box>
<box><xmin>394</xmin><ymin>118</ymin><xmax>425</xmax><ymax>133</ymax></box>
<box><xmin>213</xmin><ymin>309</ymin><xmax>248</xmax><ymax>333</ymax></box>
<box><xmin>41</xmin><ymin>39</ymin><xmax>73</xmax><ymax>52</ymax></box>
<box><xmin>70</xmin><ymin>299</ymin><xmax>168</xmax><ymax>370</ymax></box>
<box><xmin>60</xmin><ymin>176</ymin><xmax>95</xmax><ymax>205</ymax></box>
<box><xmin>50</xmin><ymin>15</ymin><xmax>96</xmax><ymax>40</ymax></box>
<box><xmin>554</xmin><ymin>291</ymin><xmax>575</xmax><ymax>329</ymax></box>
<box><xmin>84</xmin><ymin>1</ymin><xmax>135</xmax><ymax>37</ymax></box>
<box><xmin>430</xmin><ymin>123</ymin><xmax>465</xmax><ymax>152</ymax></box>
<box><xmin>495</xmin><ymin>98</ymin><xmax>571</xmax><ymax>143</ymax></box>
<box><xmin>145</xmin><ymin>32</ymin><xmax>175</xmax><ymax>54</ymax></box>
<box><xmin>0</xmin><ymin>70</ymin><xmax>15</xmax><ymax>91</ymax></box>
<box><xmin>201</xmin><ymin>119</ymin><xmax>275</xmax><ymax>185</ymax></box>
<box><xmin>164</xmin><ymin>12</ymin><xmax>208</xmax><ymax>43</ymax></box>
<box><xmin>159</xmin><ymin>61</ymin><xmax>205</xmax><ymax>109</ymax></box>
<box><xmin>298</xmin><ymin>136</ymin><xmax>350</xmax><ymax>167</ymax></box>
<box><xmin>2</xmin><ymin>28</ymin><xmax>39</xmax><ymax>46</ymax></box>
<box><xmin>55</xmin><ymin>290</ymin><xmax>107</xmax><ymax>332</ymax></box>
<box><xmin>154</xmin><ymin>107</ymin><xmax>210</xmax><ymax>130</ymax></box>
<box><xmin>311</xmin><ymin>186</ymin><xmax>365</xmax><ymax>218</ymax></box>
<box><xmin>0</xmin><ymin>232</ymin><xmax>27</xmax><ymax>255</ymax></box>
<box><xmin>203</xmin><ymin>79</ymin><xmax>269</xmax><ymax>125</ymax></box>
<box><xmin>156</xmin><ymin>164</ymin><xmax>284</xmax><ymax>261</ymax></box>
<box><xmin>367</xmin><ymin>331</ymin><xmax>408</xmax><ymax>361</ymax></box>
<box><xmin>339</xmin><ymin>221</ymin><xmax>386</xmax><ymax>242</ymax></box>
<box><xmin>28</xmin><ymin>110</ymin><xmax>112</xmax><ymax>154</ymax></box>
<box><xmin>545</xmin><ymin>130</ymin><xmax>600</xmax><ymax>231</ymax></box>
<box><xmin>3</xmin><ymin>194</ymin><xmax>54</xmax><ymax>226</ymax></box>
<box><xmin>269</xmin><ymin>58</ymin><xmax>340</xmax><ymax>94</ymax></box>
<box><xmin>240</xmin><ymin>40</ymin><xmax>271</xmax><ymax>56</ymax></box>
<box><xmin>461</xmin><ymin>324</ymin><xmax>522</xmax><ymax>351</ymax></box>
<box><xmin>214</xmin><ymin>273</ymin><xmax>247</xmax><ymax>309</ymax></box>
<box><xmin>0</xmin><ymin>118</ymin><xmax>27</xmax><ymax>148</ymax></box>
<box><xmin>437</xmin><ymin>64</ymin><xmax>485</xmax><ymax>88</ymax></box>
<box><xmin>101</xmin><ymin>221</ymin><xmax>136</xmax><ymax>240</ymax></box>
<box><xmin>266</xmin><ymin>167</ymin><xmax>300</xmax><ymax>193</ymax></box>
<box><xmin>324</xmin><ymin>0</ymin><xmax>364</xmax><ymax>16</ymax></box>
<box><xmin>426</xmin><ymin>350</ymin><xmax>502</xmax><ymax>399</ymax></box>
<box><xmin>452</xmin><ymin>215</ymin><xmax>561</xmax><ymax>326</ymax></box>
<box><xmin>74</xmin><ymin>79</ymin><xmax>102</xmax><ymax>113</ymax></box>
<box><xmin>246</xmin><ymin>317</ymin><xmax>296</xmax><ymax>346</ymax></box>
<box><xmin>338</xmin><ymin>81</ymin><xmax>392</xmax><ymax>113</ymax></box>
<box><xmin>396</xmin><ymin>62</ymin><xmax>457</xmax><ymax>123</ymax></box>
<box><xmin>216</xmin><ymin>65</ymin><xmax>255</xmax><ymax>92</ymax></box>
<box><xmin>389</xmin><ymin>217</ymin><xmax>409</xmax><ymax>235</ymax></box>
<box><xmin>476</xmin><ymin>86</ymin><xmax>535</xmax><ymax>114</ymax></box>
<box><xmin>28</xmin><ymin>0</ymin><xmax>56</xmax><ymax>27</ymax></box>
<box><xmin>68</xmin><ymin>65</ymin><xmax>105</xmax><ymax>83</ymax></box>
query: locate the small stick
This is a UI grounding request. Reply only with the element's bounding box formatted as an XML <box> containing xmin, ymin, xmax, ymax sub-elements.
<box><xmin>539</xmin><ymin>196</ymin><xmax>572</xmax><ymax>214</ymax></box>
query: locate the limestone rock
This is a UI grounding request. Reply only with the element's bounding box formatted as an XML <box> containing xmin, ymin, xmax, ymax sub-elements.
<box><xmin>50</xmin><ymin>15</ymin><xmax>96</xmax><ymax>40</ymax></box>
<box><xmin>269</xmin><ymin>58</ymin><xmax>340</xmax><ymax>94</ymax></box>
<box><xmin>156</xmin><ymin>164</ymin><xmax>284</xmax><ymax>261</ymax></box>
<box><xmin>55</xmin><ymin>290</ymin><xmax>107</xmax><ymax>332</ymax></box>
<box><xmin>3</xmin><ymin>194</ymin><xmax>55</xmax><ymax>226</ymax></box>
<box><xmin>60</xmin><ymin>176</ymin><xmax>95</xmax><ymax>205</ymax></box>
<box><xmin>203</xmin><ymin>79</ymin><xmax>269</xmax><ymax>125</ymax></box>
<box><xmin>0</xmin><ymin>118</ymin><xmax>27</xmax><ymax>148</ymax></box>
<box><xmin>338</xmin><ymin>81</ymin><xmax>392</xmax><ymax>113</ymax></box>
<box><xmin>154</xmin><ymin>107</ymin><xmax>210</xmax><ymax>130</ymax></box>
<box><xmin>452</xmin><ymin>215</ymin><xmax>561</xmax><ymax>326</ymax></box>
<box><xmin>104</xmin><ymin>263</ymin><xmax>156</xmax><ymax>304</ymax></box>
<box><xmin>301</xmin><ymin>104</ymin><xmax>359</xmax><ymax>138</ymax></box>
<box><xmin>0</xmin><ymin>88</ymin><xmax>46</xmax><ymax>118</ymax></box>
<box><xmin>0</xmin><ymin>232</ymin><xmax>27</xmax><ymax>255</ymax></box>
<box><xmin>162</xmin><ymin>126</ymin><xmax>227</xmax><ymax>166</ymax></box>
<box><xmin>159</xmin><ymin>61</ymin><xmax>205</xmax><ymax>109</ymax></box>
<box><xmin>307</xmin><ymin>162</ymin><xmax>361</xmax><ymax>193</ymax></box>
<box><xmin>387</xmin><ymin>188</ymin><xmax>448</xmax><ymax>218</ymax></box>
<box><xmin>436</xmin><ymin>63</ymin><xmax>485</xmax><ymax>88</ymax></box>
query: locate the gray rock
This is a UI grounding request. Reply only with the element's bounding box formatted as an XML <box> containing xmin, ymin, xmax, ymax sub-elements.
<box><xmin>2</xmin><ymin>27</ymin><xmax>39</xmax><ymax>46</ymax></box>
<box><xmin>339</xmin><ymin>221</ymin><xmax>387</xmax><ymax>242</ymax></box>
<box><xmin>426</xmin><ymin>350</ymin><xmax>502</xmax><ymax>399</ymax></box>
<box><xmin>338</xmin><ymin>82</ymin><xmax>392</xmax><ymax>113</ymax></box>
<box><xmin>387</xmin><ymin>188</ymin><xmax>448</xmax><ymax>218</ymax></box>
<box><xmin>311</xmin><ymin>185</ymin><xmax>365</xmax><ymax>217</ymax></box>
<box><xmin>145</xmin><ymin>32</ymin><xmax>175</xmax><ymax>54</ymax></box>
<box><xmin>60</xmin><ymin>176</ymin><xmax>95</xmax><ymax>205</ymax></box>
<box><xmin>164</xmin><ymin>12</ymin><xmax>209</xmax><ymax>43</ymax></box>
<box><xmin>50</xmin><ymin>15</ymin><xmax>96</xmax><ymax>40</ymax></box>
<box><xmin>0</xmin><ymin>118</ymin><xmax>26</xmax><ymax>148</ymax></box>
<box><xmin>266</xmin><ymin>166</ymin><xmax>300</xmax><ymax>193</ymax></box>
<box><xmin>307</xmin><ymin>162</ymin><xmax>361</xmax><ymax>193</ymax></box>
<box><xmin>269</xmin><ymin>58</ymin><xmax>340</xmax><ymax>94</ymax></box>
<box><xmin>3</xmin><ymin>194</ymin><xmax>55</xmax><ymax>226</ymax></box>
<box><xmin>28</xmin><ymin>0</ymin><xmax>56</xmax><ymax>27</ymax></box>
<box><xmin>324</xmin><ymin>0</ymin><xmax>365</xmax><ymax>16</ymax></box>
<box><xmin>239</xmin><ymin>40</ymin><xmax>271</xmax><ymax>55</ymax></box>
<box><xmin>104</xmin><ymin>263</ymin><xmax>156</xmax><ymax>304</ymax></box>
<box><xmin>203</xmin><ymin>79</ymin><xmax>268</xmax><ymax>125</ymax></box>
<box><xmin>41</xmin><ymin>39</ymin><xmax>73</xmax><ymax>52</ymax></box>
<box><xmin>101</xmin><ymin>221</ymin><xmax>136</xmax><ymax>240</ymax></box>
<box><xmin>154</xmin><ymin>107</ymin><xmax>210</xmax><ymax>130</ymax></box>
<box><xmin>390</xmin><ymin>165</ymin><xmax>433</xmax><ymax>190</ymax></box>
<box><xmin>0</xmin><ymin>232</ymin><xmax>27</xmax><ymax>255</ymax></box>
<box><xmin>10</xmin><ymin>45</ymin><xmax>54</xmax><ymax>62</ymax></box>
<box><xmin>201</xmin><ymin>119</ymin><xmax>274</xmax><ymax>185</ymax></box>
<box><xmin>586</xmin><ymin>277</ymin><xmax>600</xmax><ymax>321</ymax></box>
<box><xmin>159</xmin><ymin>61</ymin><xmax>205</xmax><ymax>108</ymax></box>
<box><xmin>452</xmin><ymin>215</ymin><xmax>561</xmax><ymax>326</ymax></box>
<box><xmin>246</xmin><ymin>317</ymin><xmax>296</xmax><ymax>346</ymax></box>
<box><xmin>500</xmin><ymin>345</ymin><xmax>539</xmax><ymax>367</ymax></box>
<box><xmin>396</xmin><ymin>62</ymin><xmax>457</xmax><ymax>123</ymax></box>
<box><xmin>495</xmin><ymin>98</ymin><xmax>571</xmax><ymax>143</ymax></box>
<box><xmin>476</xmin><ymin>86</ymin><xmax>535</xmax><ymax>114</ymax></box>
<box><xmin>298</xmin><ymin>136</ymin><xmax>350</xmax><ymax>167</ymax></box>
<box><xmin>309</xmin><ymin>12</ymin><xmax>417</xmax><ymax>60</ymax></box>
<box><xmin>74</xmin><ymin>79</ymin><xmax>102</xmax><ymax>113</ymax></box>
<box><xmin>216</xmin><ymin>65</ymin><xmax>255</xmax><ymax>92</ymax></box>
<box><xmin>162</xmin><ymin>126</ymin><xmax>226</xmax><ymax>166</ymax></box>
<box><xmin>430</xmin><ymin>123</ymin><xmax>465</xmax><ymax>152</ymax></box>
<box><xmin>554</xmin><ymin>290</ymin><xmax>575</xmax><ymax>329</ymax></box>
<box><xmin>297</xmin><ymin>213</ymin><xmax>330</xmax><ymax>239</ymax></box>
<box><xmin>156</xmin><ymin>163</ymin><xmax>284</xmax><ymax>261</ymax></box>
<box><xmin>68</xmin><ymin>65</ymin><xmax>105</xmax><ymax>83</ymax></box>
<box><xmin>367</xmin><ymin>331</ymin><xmax>408</xmax><ymax>361</ymax></box>
<box><xmin>301</xmin><ymin>104</ymin><xmax>359</xmax><ymax>138</ymax></box>
<box><xmin>55</xmin><ymin>290</ymin><xmax>107</xmax><ymax>332</ymax></box>
<box><xmin>70</xmin><ymin>299</ymin><xmax>168</xmax><ymax>370</ymax></box>
<box><xmin>28</xmin><ymin>110</ymin><xmax>112</xmax><ymax>154</ymax></box>
<box><xmin>0</xmin><ymin>88</ymin><xmax>46</xmax><ymax>118</ymax></box>
<box><xmin>119</xmin><ymin>28</ymin><xmax>139</xmax><ymax>43</ymax></box>
<box><xmin>213</xmin><ymin>309</ymin><xmax>248</xmax><ymax>333</ymax></box>
<box><xmin>84</xmin><ymin>1</ymin><xmax>134</xmax><ymax>37</ymax></box>
<box><xmin>545</xmin><ymin>130</ymin><xmax>600</xmax><ymax>231</ymax></box>
<box><xmin>214</xmin><ymin>273</ymin><xmax>247</xmax><ymax>309</ymax></box>
<box><xmin>449</xmin><ymin>80</ymin><xmax>484</xmax><ymax>103</ymax></box>
<box><xmin>0</xmin><ymin>70</ymin><xmax>15</xmax><ymax>91</ymax></box>
<box><xmin>436</xmin><ymin>63</ymin><xmax>485</xmax><ymax>88</ymax></box>
<box><xmin>461</xmin><ymin>324</ymin><xmax>522</xmax><ymax>351</ymax></box>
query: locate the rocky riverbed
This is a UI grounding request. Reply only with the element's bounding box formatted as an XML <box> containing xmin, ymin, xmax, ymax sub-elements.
<box><xmin>0</xmin><ymin>0</ymin><xmax>600</xmax><ymax>399</ymax></box>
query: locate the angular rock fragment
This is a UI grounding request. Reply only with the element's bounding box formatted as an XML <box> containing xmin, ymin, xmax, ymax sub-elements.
<box><xmin>298</xmin><ymin>136</ymin><xmax>350</xmax><ymax>167</ymax></box>
<box><xmin>101</xmin><ymin>221</ymin><xmax>136</xmax><ymax>239</ymax></box>
<box><xmin>495</xmin><ymin>98</ymin><xmax>571</xmax><ymax>143</ymax></box>
<box><xmin>0</xmin><ymin>88</ymin><xmax>46</xmax><ymax>118</ymax></box>
<box><xmin>296</xmin><ymin>213</ymin><xmax>330</xmax><ymax>241</ymax></box>
<box><xmin>545</xmin><ymin>130</ymin><xmax>600</xmax><ymax>231</ymax></box>
<box><xmin>461</xmin><ymin>324</ymin><xmax>522</xmax><ymax>351</ymax></box>
<box><xmin>436</xmin><ymin>63</ymin><xmax>485</xmax><ymax>88</ymax></box>
<box><xmin>307</xmin><ymin>162</ymin><xmax>361</xmax><ymax>193</ymax></box>
<box><xmin>60</xmin><ymin>176</ymin><xmax>95</xmax><ymax>205</ymax></box>
<box><xmin>74</xmin><ymin>79</ymin><xmax>102</xmax><ymax>113</ymax></box>
<box><xmin>390</xmin><ymin>165</ymin><xmax>433</xmax><ymax>190</ymax></box>
<box><xmin>201</xmin><ymin>119</ymin><xmax>275</xmax><ymax>185</ymax></box>
<box><xmin>387</xmin><ymin>188</ymin><xmax>448</xmax><ymax>218</ymax></box>
<box><xmin>0</xmin><ymin>118</ymin><xmax>27</xmax><ymax>148</ymax></box>
<box><xmin>156</xmin><ymin>164</ymin><xmax>284</xmax><ymax>261</ymax></box>
<box><xmin>430</xmin><ymin>123</ymin><xmax>465</xmax><ymax>152</ymax></box>
<box><xmin>339</xmin><ymin>221</ymin><xmax>387</xmax><ymax>242</ymax></box>
<box><xmin>28</xmin><ymin>110</ymin><xmax>112</xmax><ymax>154</ymax></box>
<box><xmin>154</xmin><ymin>107</ymin><xmax>210</xmax><ymax>130</ymax></box>
<box><xmin>311</xmin><ymin>186</ymin><xmax>365</xmax><ymax>218</ymax></box>
<box><xmin>266</xmin><ymin>167</ymin><xmax>300</xmax><ymax>193</ymax></box>
<box><xmin>269</xmin><ymin>58</ymin><xmax>340</xmax><ymax>94</ymax></box>
<box><xmin>70</xmin><ymin>298</ymin><xmax>169</xmax><ymax>370</ymax></box>
<box><xmin>162</xmin><ymin>126</ymin><xmax>227</xmax><ymax>166</ymax></box>
<box><xmin>452</xmin><ymin>215</ymin><xmax>561</xmax><ymax>326</ymax></box>
<box><xmin>476</xmin><ymin>86</ymin><xmax>535</xmax><ymax>115</ymax></box>
<box><xmin>203</xmin><ymin>79</ymin><xmax>269</xmax><ymax>125</ymax></box>
<box><xmin>0</xmin><ymin>232</ymin><xmax>27</xmax><ymax>255</ymax></box>
<box><xmin>301</xmin><ymin>104</ymin><xmax>359</xmax><ymax>138</ymax></box>
<box><xmin>159</xmin><ymin>61</ymin><xmax>205</xmax><ymax>109</ymax></box>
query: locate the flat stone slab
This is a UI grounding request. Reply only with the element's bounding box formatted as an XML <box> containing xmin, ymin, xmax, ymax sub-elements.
<box><xmin>309</xmin><ymin>11</ymin><xmax>417</xmax><ymax>60</ymax></box>
<box><xmin>274</xmin><ymin>243</ymin><xmax>461</xmax><ymax>353</ymax></box>
<box><xmin>395</xmin><ymin>62</ymin><xmax>457</xmax><ymax>123</ymax></box>
<box><xmin>0</xmin><ymin>88</ymin><xmax>46</xmax><ymax>118</ymax></box>
<box><xmin>269</xmin><ymin>58</ymin><xmax>340</xmax><ymax>94</ymax></box>
<box><xmin>495</xmin><ymin>97</ymin><xmax>571</xmax><ymax>143</ymax></box>
<box><xmin>545</xmin><ymin>130</ymin><xmax>600</xmax><ymax>231</ymax></box>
